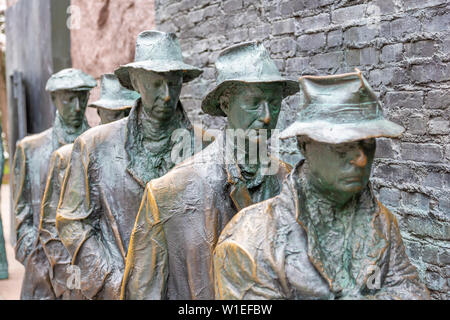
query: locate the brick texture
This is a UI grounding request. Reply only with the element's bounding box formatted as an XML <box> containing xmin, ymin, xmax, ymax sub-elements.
<box><xmin>154</xmin><ymin>0</ymin><xmax>450</xmax><ymax>298</ymax></box>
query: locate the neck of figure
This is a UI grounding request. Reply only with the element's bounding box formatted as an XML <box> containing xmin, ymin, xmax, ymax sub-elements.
<box><xmin>225</xmin><ymin>129</ymin><xmax>265</xmax><ymax>178</ymax></box>
<box><xmin>140</xmin><ymin>101</ymin><xmax>176</xmax><ymax>143</ymax></box>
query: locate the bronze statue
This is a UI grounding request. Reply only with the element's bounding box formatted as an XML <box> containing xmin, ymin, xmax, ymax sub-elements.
<box><xmin>89</xmin><ymin>73</ymin><xmax>139</xmax><ymax>123</ymax></box>
<box><xmin>55</xmin><ymin>30</ymin><xmax>203</xmax><ymax>300</ymax></box>
<box><xmin>213</xmin><ymin>70</ymin><xmax>430</xmax><ymax>300</ymax></box>
<box><xmin>37</xmin><ymin>74</ymin><xmax>138</xmax><ymax>300</ymax></box>
<box><xmin>0</xmin><ymin>124</ymin><xmax>7</xmax><ymax>280</ymax></box>
<box><xmin>121</xmin><ymin>42</ymin><xmax>299</xmax><ymax>300</ymax></box>
<box><xmin>12</xmin><ymin>68</ymin><xmax>96</xmax><ymax>299</ymax></box>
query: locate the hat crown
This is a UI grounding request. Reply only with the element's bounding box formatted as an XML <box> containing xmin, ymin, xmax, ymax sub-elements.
<box><xmin>46</xmin><ymin>68</ymin><xmax>96</xmax><ymax>92</ymax></box>
<box><xmin>299</xmin><ymin>71</ymin><xmax>382</xmax><ymax>124</ymax></box>
<box><xmin>99</xmin><ymin>74</ymin><xmax>140</xmax><ymax>101</ymax></box>
<box><xmin>134</xmin><ymin>30</ymin><xmax>183</xmax><ymax>64</ymax></box>
<box><xmin>215</xmin><ymin>41</ymin><xmax>282</xmax><ymax>85</ymax></box>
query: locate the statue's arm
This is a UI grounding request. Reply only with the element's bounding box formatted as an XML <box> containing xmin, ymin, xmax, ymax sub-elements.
<box><xmin>121</xmin><ymin>184</ymin><xmax>168</xmax><ymax>300</ymax></box>
<box><xmin>12</xmin><ymin>143</ymin><xmax>35</xmax><ymax>264</ymax></box>
<box><xmin>214</xmin><ymin>240</ymin><xmax>285</xmax><ymax>300</ymax></box>
<box><xmin>374</xmin><ymin>208</ymin><xmax>430</xmax><ymax>300</ymax></box>
<box><xmin>56</xmin><ymin>138</ymin><xmax>119</xmax><ymax>299</ymax></box>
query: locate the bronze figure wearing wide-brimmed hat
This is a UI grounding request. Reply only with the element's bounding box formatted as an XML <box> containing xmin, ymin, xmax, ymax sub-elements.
<box><xmin>56</xmin><ymin>31</ymin><xmax>204</xmax><ymax>300</ymax></box>
<box><xmin>89</xmin><ymin>73</ymin><xmax>140</xmax><ymax>123</ymax></box>
<box><xmin>115</xmin><ymin>30</ymin><xmax>202</xmax><ymax>90</ymax></box>
<box><xmin>201</xmin><ymin>41</ymin><xmax>298</xmax><ymax>117</ymax></box>
<box><xmin>121</xmin><ymin>41</ymin><xmax>297</xmax><ymax>300</ymax></box>
<box><xmin>280</xmin><ymin>69</ymin><xmax>404</xmax><ymax>143</ymax></box>
<box><xmin>13</xmin><ymin>68</ymin><xmax>95</xmax><ymax>300</ymax></box>
<box><xmin>214</xmin><ymin>70</ymin><xmax>430</xmax><ymax>300</ymax></box>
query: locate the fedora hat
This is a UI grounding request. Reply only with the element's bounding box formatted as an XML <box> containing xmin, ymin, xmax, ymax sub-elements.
<box><xmin>88</xmin><ymin>74</ymin><xmax>140</xmax><ymax>111</ymax></box>
<box><xmin>115</xmin><ymin>30</ymin><xmax>203</xmax><ymax>90</ymax></box>
<box><xmin>280</xmin><ymin>69</ymin><xmax>405</xmax><ymax>144</ymax></box>
<box><xmin>46</xmin><ymin>68</ymin><xmax>97</xmax><ymax>92</ymax></box>
<box><xmin>201</xmin><ymin>41</ymin><xmax>299</xmax><ymax>117</ymax></box>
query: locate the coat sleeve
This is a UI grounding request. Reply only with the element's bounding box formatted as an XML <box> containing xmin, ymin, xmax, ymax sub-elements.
<box><xmin>121</xmin><ymin>183</ymin><xmax>168</xmax><ymax>300</ymax></box>
<box><xmin>12</xmin><ymin>142</ymin><xmax>36</xmax><ymax>264</ymax></box>
<box><xmin>371</xmin><ymin>206</ymin><xmax>430</xmax><ymax>300</ymax></box>
<box><xmin>56</xmin><ymin>137</ymin><xmax>123</xmax><ymax>300</ymax></box>
<box><xmin>39</xmin><ymin>150</ymin><xmax>73</xmax><ymax>298</ymax></box>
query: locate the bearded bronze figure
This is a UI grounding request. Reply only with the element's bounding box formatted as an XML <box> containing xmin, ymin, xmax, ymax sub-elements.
<box><xmin>213</xmin><ymin>70</ymin><xmax>430</xmax><ymax>300</ymax></box>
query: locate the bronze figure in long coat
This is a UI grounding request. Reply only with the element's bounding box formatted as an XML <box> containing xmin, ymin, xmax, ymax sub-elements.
<box><xmin>213</xmin><ymin>71</ymin><xmax>430</xmax><ymax>300</ymax></box>
<box><xmin>13</xmin><ymin>68</ymin><xmax>96</xmax><ymax>299</ymax></box>
<box><xmin>121</xmin><ymin>42</ymin><xmax>299</xmax><ymax>300</ymax></box>
<box><xmin>56</xmin><ymin>31</ymin><xmax>203</xmax><ymax>300</ymax></box>
<box><xmin>37</xmin><ymin>74</ymin><xmax>139</xmax><ymax>300</ymax></box>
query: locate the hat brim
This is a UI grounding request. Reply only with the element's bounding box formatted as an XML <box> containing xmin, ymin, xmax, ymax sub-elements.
<box><xmin>88</xmin><ymin>99</ymin><xmax>135</xmax><ymax>111</ymax></box>
<box><xmin>114</xmin><ymin>60</ymin><xmax>203</xmax><ymax>90</ymax></box>
<box><xmin>201</xmin><ymin>79</ymin><xmax>300</xmax><ymax>117</ymax></box>
<box><xmin>48</xmin><ymin>86</ymin><xmax>96</xmax><ymax>93</ymax></box>
<box><xmin>279</xmin><ymin>119</ymin><xmax>405</xmax><ymax>144</ymax></box>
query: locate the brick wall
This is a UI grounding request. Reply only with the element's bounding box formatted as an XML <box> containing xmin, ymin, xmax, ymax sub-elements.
<box><xmin>155</xmin><ymin>0</ymin><xmax>450</xmax><ymax>299</ymax></box>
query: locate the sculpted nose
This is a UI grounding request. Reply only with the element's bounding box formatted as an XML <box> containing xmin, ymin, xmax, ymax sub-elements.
<box><xmin>163</xmin><ymin>82</ymin><xmax>170</xmax><ymax>103</ymax></box>
<box><xmin>350</xmin><ymin>147</ymin><xmax>368</xmax><ymax>168</ymax></box>
<box><xmin>74</xmin><ymin>98</ymin><xmax>81</xmax><ymax>112</ymax></box>
<box><xmin>260</xmin><ymin>100</ymin><xmax>271</xmax><ymax>125</ymax></box>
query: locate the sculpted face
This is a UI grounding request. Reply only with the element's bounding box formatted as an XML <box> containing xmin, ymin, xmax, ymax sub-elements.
<box><xmin>52</xmin><ymin>90</ymin><xmax>89</xmax><ymax>127</ymax></box>
<box><xmin>301</xmin><ymin>138</ymin><xmax>376</xmax><ymax>205</ymax></box>
<box><xmin>130</xmin><ymin>69</ymin><xmax>183</xmax><ymax>121</ymax></box>
<box><xmin>222</xmin><ymin>83</ymin><xmax>282</xmax><ymax>139</ymax></box>
<box><xmin>97</xmin><ymin>108</ymin><xmax>130</xmax><ymax>124</ymax></box>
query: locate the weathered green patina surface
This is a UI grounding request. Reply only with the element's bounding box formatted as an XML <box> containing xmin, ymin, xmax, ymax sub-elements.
<box><xmin>56</xmin><ymin>31</ymin><xmax>205</xmax><ymax>300</ymax></box>
<box><xmin>34</xmin><ymin>74</ymin><xmax>139</xmax><ymax>300</ymax></box>
<box><xmin>121</xmin><ymin>42</ymin><xmax>298</xmax><ymax>300</ymax></box>
<box><xmin>213</xmin><ymin>71</ymin><xmax>430</xmax><ymax>300</ymax></box>
<box><xmin>14</xmin><ymin>68</ymin><xmax>96</xmax><ymax>299</ymax></box>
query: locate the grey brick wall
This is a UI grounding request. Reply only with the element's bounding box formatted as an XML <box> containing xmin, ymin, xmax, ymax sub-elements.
<box><xmin>155</xmin><ymin>0</ymin><xmax>450</xmax><ymax>299</ymax></box>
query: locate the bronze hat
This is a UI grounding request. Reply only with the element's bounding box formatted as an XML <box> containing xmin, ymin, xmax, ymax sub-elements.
<box><xmin>88</xmin><ymin>74</ymin><xmax>140</xmax><ymax>111</ymax></box>
<box><xmin>46</xmin><ymin>68</ymin><xmax>97</xmax><ymax>93</ymax></box>
<box><xmin>280</xmin><ymin>69</ymin><xmax>405</xmax><ymax>144</ymax></box>
<box><xmin>115</xmin><ymin>30</ymin><xmax>203</xmax><ymax>90</ymax></box>
<box><xmin>201</xmin><ymin>41</ymin><xmax>299</xmax><ymax>117</ymax></box>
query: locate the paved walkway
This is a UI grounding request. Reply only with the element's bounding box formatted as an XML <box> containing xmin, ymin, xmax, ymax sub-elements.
<box><xmin>0</xmin><ymin>184</ymin><xmax>24</xmax><ymax>300</ymax></box>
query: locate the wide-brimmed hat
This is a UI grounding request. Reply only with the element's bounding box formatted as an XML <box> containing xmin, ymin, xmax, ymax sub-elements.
<box><xmin>46</xmin><ymin>68</ymin><xmax>97</xmax><ymax>92</ymax></box>
<box><xmin>280</xmin><ymin>69</ymin><xmax>405</xmax><ymax>144</ymax></box>
<box><xmin>115</xmin><ymin>30</ymin><xmax>203</xmax><ymax>90</ymax></box>
<box><xmin>88</xmin><ymin>74</ymin><xmax>140</xmax><ymax>111</ymax></box>
<box><xmin>201</xmin><ymin>41</ymin><xmax>299</xmax><ymax>117</ymax></box>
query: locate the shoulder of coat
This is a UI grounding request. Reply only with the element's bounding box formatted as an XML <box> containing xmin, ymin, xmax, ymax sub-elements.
<box><xmin>52</xmin><ymin>143</ymin><xmax>73</xmax><ymax>161</ymax></box>
<box><xmin>219</xmin><ymin>197</ymin><xmax>277</xmax><ymax>245</ymax></box>
<box><xmin>76</xmin><ymin>118</ymin><xmax>127</xmax><ymax>146</ymax></box>
<box><xmin>17</xmin><ymin>128</ymin><xmax>53</xmax><ymax>150</ymax></box>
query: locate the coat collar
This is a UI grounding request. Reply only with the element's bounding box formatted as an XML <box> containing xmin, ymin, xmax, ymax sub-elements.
<box><xmin>124</xmin><ymin>99</ymin><xmax>193</xmax><ymax>188</ymax></box>
<box><xmin>217</xmin><ymin>133</ymin><xmax>284</xmax><ymax>211</ymax></box>
<box><xmin>282</xmin><ymin>161</ymin><xmax>389</xmax><ymax>296</ymax></box>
